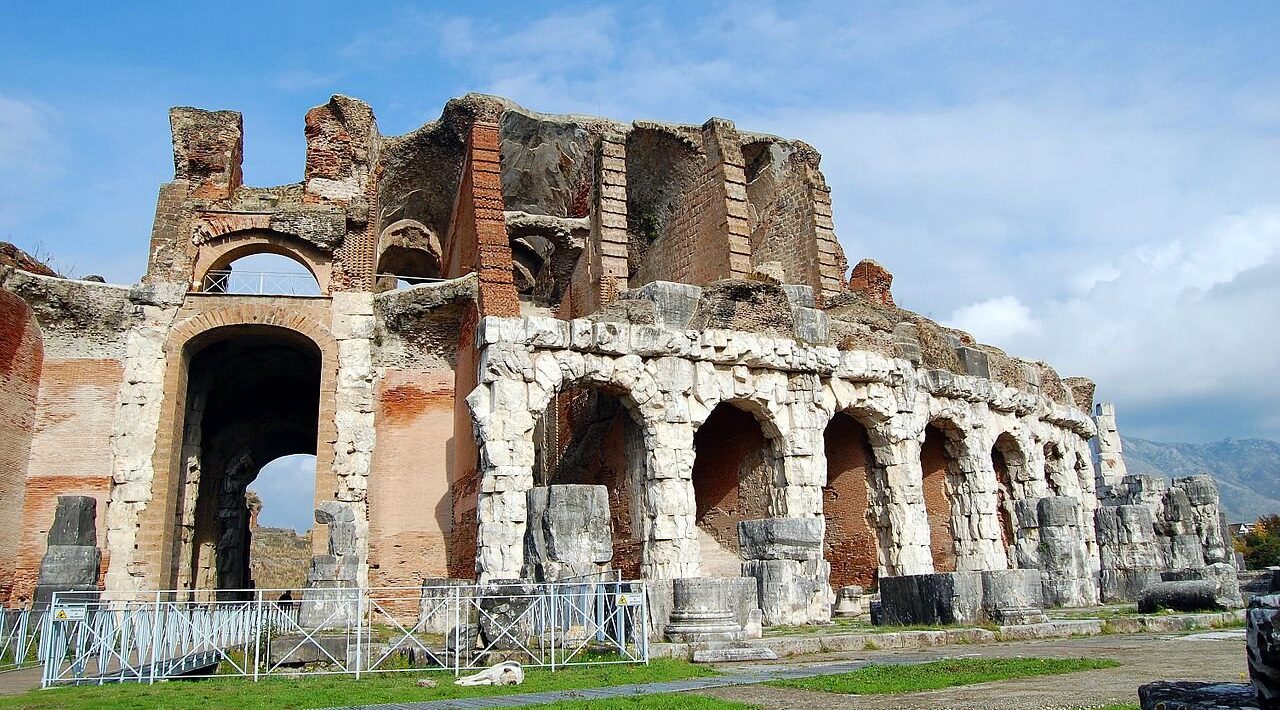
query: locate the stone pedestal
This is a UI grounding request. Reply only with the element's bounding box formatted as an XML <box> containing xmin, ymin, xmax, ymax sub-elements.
<box><xmin>478</xmin><ymin>579</ymin><xmax>538</xmax><ymax>650</ymax></box>
<box><xmin>1097</xmin><ymin>504</ymin><xmax>1161</xmax><ymax>602</ymax></box>
<box><xmin>738</xmin><ymin>517</ymin><xmax>832</xmax><ymax>625</ymax></box>
<box><xmin>833</xmin><ymin>585</ymin><xmax>864</xmax><ymax>618</ymax></box>
<box><xmin>663</xmin><ymin>577</ymin><xmax>743</xmax><ymax>643</ymax></box>
<box><xmin>418</xmin><ymin>578</ymin><xmax>475</xmax><ymax>635</ymax></box>
<box><xmin>34</xmin><ymin>496</ymin><xmax>101</xmax><ymax>608</ymax></box>
<box><xmin>1248</xmin><ymin>594</ymin><xmax>1280</xmax><ymax>706</ymax></box>
<box><xmin>522</xmin><ymin>485</ymin><xmax>613</xmax><ymax>582</ymax></box>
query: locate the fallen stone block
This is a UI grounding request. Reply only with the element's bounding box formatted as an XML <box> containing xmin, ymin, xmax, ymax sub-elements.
<box><xmin>1138</xmin><ymin>681</ymin><xmax>1259</xmax><ymax>710</ymax></box>
<box><xmin>1139</xmin><ymin>580</ymin><xmax>1236</xmax><ymax>613</ymax></box>
<box><xmin>878</xmin><ymin>572</ymin><xmax>983</xmax><ymax>626</ymax></box>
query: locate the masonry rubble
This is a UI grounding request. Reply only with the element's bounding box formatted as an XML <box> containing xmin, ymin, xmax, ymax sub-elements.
<box><xmin>0</xmin><ymin>93</ymin><xmax>1237</xmax><ymax>641</ymax></box>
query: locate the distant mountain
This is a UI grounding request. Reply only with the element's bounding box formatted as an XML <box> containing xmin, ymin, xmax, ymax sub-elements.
<box><xmin>1121</xmin><ymin>436</ymin><xmax>1280</xmax><ymax>524</ymax></box>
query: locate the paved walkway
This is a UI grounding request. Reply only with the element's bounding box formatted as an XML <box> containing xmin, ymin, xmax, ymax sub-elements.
<box><xmin>329</xmin><ymin>631</ymin><xmax>1247</xmax><ymax>710</ymax></box>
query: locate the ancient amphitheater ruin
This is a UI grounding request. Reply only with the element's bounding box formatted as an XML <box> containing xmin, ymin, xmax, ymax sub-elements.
<box><xmin>0</xmin><ymin>94</ymin><xmax>1237</xmax><ymax>630</ymax></box>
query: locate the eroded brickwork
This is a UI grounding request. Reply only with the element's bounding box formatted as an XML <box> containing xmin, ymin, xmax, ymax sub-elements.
<box><xmin>822</xmin><ymin>413</ymin><xmax>879</xmax><ymax>589</ymax></box>
<box><xmin>0</xmin><ymin>291</ymin><xmax>41</xmax><ymax>600</ymax></box>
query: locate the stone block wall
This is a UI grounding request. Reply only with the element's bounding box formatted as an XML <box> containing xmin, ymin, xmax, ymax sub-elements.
<box><xmin>466</xmin><ymin>308</ymin><xmax>1097</xmax><ymax>594</ymax></box>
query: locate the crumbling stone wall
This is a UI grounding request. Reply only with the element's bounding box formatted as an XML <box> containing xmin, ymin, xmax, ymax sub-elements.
<box><xmin>467</xmin><ymin>305</ymin><xmax>1096</xmax><ymax>587</ymax></box>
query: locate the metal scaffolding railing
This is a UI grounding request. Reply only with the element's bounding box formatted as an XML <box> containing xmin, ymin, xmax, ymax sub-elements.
<box><xmin>39</xmin><ymin>579</ymin><xmax>649</xmax><ymax>687</ymax></box>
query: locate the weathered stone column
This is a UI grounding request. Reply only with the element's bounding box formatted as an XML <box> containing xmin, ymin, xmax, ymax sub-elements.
<box><xmin>879</xmin><ymin>432</ymin><xmax>934</xmax><ymax>575</ymax></box>
<box><xmin>330</xmin><ymin>292</ymin><xmax>377</xmax><ymax>588</ymax></box>
<box><xmin>642</xmin><ymin>419</ymin><xmax>698</xmax><ymax>579</ymax></box>
<box><xmin>471</xmin><ymin>375</ymin><xmax>536</xmax><ymax>582</ymax></box>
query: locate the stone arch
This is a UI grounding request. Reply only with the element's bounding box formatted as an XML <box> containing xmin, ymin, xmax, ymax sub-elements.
<box><xmin>191</xmin><ymin>229</ymin><xmax>332</xmax><ymax>293</ymax></box>
<box><xmin>529</xmin><ymin>374</ymin><xmax>650</xmax><ymax>579</ymax></box>
<box><xmin>375</xmin><ymin>219</ymin><xmax>443</xmax><ymax>289</ymax></box>
<box><xmin>470</xmin><ymin>349</ymin><xmax>695</xmax><ymax>582</ymax></box>
<box><xmin>127</xmin><ymin>304</ymin><xmax>338</xmax><ymax>594</ymax></box>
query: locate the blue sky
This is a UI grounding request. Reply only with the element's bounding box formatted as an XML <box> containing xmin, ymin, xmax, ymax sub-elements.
<box><xmin>5</xmin><ymin>3</ymin><xmax>1280</xmax><ymax>528</ymax></box>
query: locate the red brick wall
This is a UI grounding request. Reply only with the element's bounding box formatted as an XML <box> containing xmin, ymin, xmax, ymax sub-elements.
<box><xmin>920</xmin><ymin>425</ymin><xmax>957</xmax><ymax>573</ymax></box>
<box><xmin>823</xmin><ymin>414</ymin><xmax>880</xmax><ymax>589</ymax></box>
<box><xmin>369</xmin><ymin>369</ymin><xmax>455</xmax><ymax>605</ymax></box>
<box><xmin>10</xmin><ymin>358</ymin><xmax>120</xmax><ymax>604</ymax></box>
<box><xmin>0</xmin><ymin>290</ymin><xmax>41</xmax><ymax>601</ymax></box>
<box><xmin>692</xmin><ymin>404</ymin><xmax>772</xmax><ymax>552</ymax></box>
<box><xmin>446</xmin><ymin>124</ymin><xmax>519</xmax><ymax>318</ymax></box>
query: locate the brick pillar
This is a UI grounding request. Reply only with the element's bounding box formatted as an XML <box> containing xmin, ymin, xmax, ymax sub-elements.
<box><xmin>589</xmin><ymin>134</ymin><xmax>631</xmax><ymax>310</ymax></box>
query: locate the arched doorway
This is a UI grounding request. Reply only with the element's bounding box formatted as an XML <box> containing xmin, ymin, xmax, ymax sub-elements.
<box><xmin>532</xmin><ymin>385</ymin><xmax>645</xmax><ymax>578</ymax></box>
<box><xmin>920</xmin><ymin>422</ymin><xmax>961</xmax><ymax>573</ymax></box>
<box><xmin>691</xmin><ymin>402</ymin><xmax>776</xmax><ymax>576</ymax></box>
<box><xmin>823</xmin><ymin>412</ymin><xmax>881</xmax><ymax>589</ymax></box>
<box><xmin>174</xmin><ymin>327</ymin><xmax>322</xmax><ymax>598</ymax></box>
<box><xmin>991</xmin><ymin>433</ymin><xmax>1026</xmax><ymax>565</ymax></box>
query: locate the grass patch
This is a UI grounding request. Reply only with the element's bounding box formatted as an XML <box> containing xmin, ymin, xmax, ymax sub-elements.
<box><xmin>766</xmin><ymin>657</ymin><xmax>1119</xmax><ymax>695</ymax></box>
<box><xmin>509</xmin><ymin>694</ymin><xmax>755</xmax><ymax>709</ymax></box>
<box><xmin>0</xmin><ymin>659</ymin><xmax>714</xmax><ymax>710</ymax></box>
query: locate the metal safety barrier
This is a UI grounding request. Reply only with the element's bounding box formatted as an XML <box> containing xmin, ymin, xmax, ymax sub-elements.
<box><xmin>201</xmin><ymin>270</ymin><xmax>322</xmax><ymax>296</ymax></box>
<box><xmin>39</xmin><ymin>579</ymin><xmax>648</xmax><ymax>687</ymax></box>
<box><xmin>0</xmin><ymin>609</ymin><xmax>41</xmax><ymax>671</ymax></box>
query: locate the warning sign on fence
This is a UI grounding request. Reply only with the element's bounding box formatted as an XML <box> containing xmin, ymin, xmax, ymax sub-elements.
<box><xmin>615</xmin><ymin>594</ymin><xmax>635</xmax><ymax>606</ymax></box>
<box><xmin>52</xmin><ymin>605</ymin><xmax>86</xmax><ymax>622</ymax></box>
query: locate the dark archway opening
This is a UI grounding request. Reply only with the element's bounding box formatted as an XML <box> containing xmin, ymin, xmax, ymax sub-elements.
<box><xmin>177</xmin><ymin>329</ymin><xmax>321</xmax><ymax>599</ymax></box>
<box><xmin>692</xmin><ymin>403</ymin><xmax>775</xmax><ymax>576</ymax></box>
<box><xmin>823</xmin><ymin>413</ymin><xmax>881</xmax><ymax>589</ymax></box>
<box><xmin>920</xmin><ymin>423</ymin><xmax>960</xmax><ymax>573</ymax></box>
<box><xmin>533</xmin><ymin>386</ymin><xmax>644</xmax><ymax>578</ymax></box>
<box><xmin>991</xmin><ymin>434</ymin><xmax>1025</xmax><ymax>562</ymax></box>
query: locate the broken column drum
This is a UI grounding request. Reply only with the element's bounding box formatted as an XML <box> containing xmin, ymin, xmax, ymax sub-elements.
<box><xmin>663</xmin><ymin>577</ymin><xmax>743</xmax><ymax>643</ymax></box>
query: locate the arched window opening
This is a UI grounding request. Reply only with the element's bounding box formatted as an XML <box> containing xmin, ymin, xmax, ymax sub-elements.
<box><xmin>511</xmin><ymin>234</ymin><xmax>550</xmax><ymax>301</ymax></box>
<box><xmin>532</xmin><ymin>385</ymin><xmax>643</xmax><ymax>578</ymax></box>
<box><xmin>920</xmin><ymin>422</ymin><xmax>961</xmax><ymax>573</ymax></box>
<box><xmin>246</xmin><ymin>453</ymin><xmax>316</xmax><ymax>594</ymax></box>
<box><xmin>375</xmin><ymin>219</ymin><xmax>444</xmax><ymax>291</ymax></box>
<box><xmin>204</xmin><ymin>252</ymin><xmax>321</xmax><ymax>296</ymax></box>
<box><xmin>692</xmin><ymin>402</ymin><xmax>777</xmax><ymax>576</ymax></box>
<box><xmin>823</xmin><ymin>412</ymin><xmax>881</xmax><ymax>589</ymax></box>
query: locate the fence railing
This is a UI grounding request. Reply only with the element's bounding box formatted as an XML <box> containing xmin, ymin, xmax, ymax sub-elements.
<box><xmin>40</xmin><ymin>579</ymin><xmax>648</xmax><ymax>687</ymax></box>
<box><xmin>201</xmin><ymin>270</ymin><xmax>322</xmax><ymax>296</ymax></box>
<box><xmin>0</xmin><ymin>609</ymin><xmax>41</xmax><ymax>672</ymax></box>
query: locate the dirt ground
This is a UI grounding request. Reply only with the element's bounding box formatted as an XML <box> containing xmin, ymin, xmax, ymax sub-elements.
<box><xmin>697</xmin><ymin>630</ymin><xmax>1248</xmax><ymax>709</ymax></box>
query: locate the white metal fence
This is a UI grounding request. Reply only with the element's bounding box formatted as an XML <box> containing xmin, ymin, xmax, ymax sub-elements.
<box><xmin>0</xmin><ymin>609</ymin><xmax>41</xmax><ymax>672</ymax></box>
<box><xmin>201</xmin><ymin>270</ymin><xmax>322</xmax><ymax>296</ymax></box>
<box><xmin>39</xmin><ymin>579</ymin><xmax>648</xmax><ymax>687</ymax></box>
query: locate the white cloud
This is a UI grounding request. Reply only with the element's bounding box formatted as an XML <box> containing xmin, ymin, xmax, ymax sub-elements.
<box><xmin>250</xmin><ymin>454</ymin><xmax>317</xmax><ymax>533</ymax></box>
<box><xmin>948</xmin><ymin>296</ymin><xmax>1040</xmax><ymax>344</ymax></box>
<box><xmin>0</xmin><ymin>96</ymin><xmax>65</xmax><ymax>235</ymax></box>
